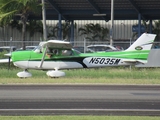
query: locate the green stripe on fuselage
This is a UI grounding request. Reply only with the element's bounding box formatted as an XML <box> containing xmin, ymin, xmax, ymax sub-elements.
<box><xmin>80</xmin><ymin>50</ymin><xmax>150</xmax><ymax>60</ymax></box>
<box><xmin>12</xmin><ymin>50</ymin><xmax>150</xmax><ymax>62</ymax></box>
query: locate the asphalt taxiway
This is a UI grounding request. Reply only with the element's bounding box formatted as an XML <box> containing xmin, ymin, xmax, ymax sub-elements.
<box><xmin>0</xmin><ymin>85</ymin><xmax>160</xmax><ymax>116</ymax></box>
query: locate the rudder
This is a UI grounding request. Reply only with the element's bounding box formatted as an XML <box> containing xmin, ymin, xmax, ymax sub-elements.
<box><xmin>123</xmin><ymin>33</ymin><xmax>156</xmax><ymax>64</ymax></box>
<box><xmin>125</xmin><ymin>33</ymin><xmax>156</xmax><ymax>51</ymax></box>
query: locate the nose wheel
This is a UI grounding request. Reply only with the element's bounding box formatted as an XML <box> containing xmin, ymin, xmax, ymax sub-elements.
<box><xmin>17</xmin><ymin>69</ymin><xmax>32</xmax><ymax>78</ymax></box>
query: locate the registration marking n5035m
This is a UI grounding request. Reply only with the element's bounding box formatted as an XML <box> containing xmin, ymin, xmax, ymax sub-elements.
<box><xmin>89</xmin><ymin>57</ymin><xmax>121</xmax><ymax>65</ymax></box>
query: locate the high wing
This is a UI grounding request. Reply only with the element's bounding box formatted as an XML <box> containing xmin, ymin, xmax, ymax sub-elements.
<box><xmin>38</xmin><ymin>40</ymin><xmax>72</xmax><ymax>68</ymax></box>
<box><xmin>41</xmin><ymin>40</ymin><xmax>72</xmax><ymax>49</ymax></box>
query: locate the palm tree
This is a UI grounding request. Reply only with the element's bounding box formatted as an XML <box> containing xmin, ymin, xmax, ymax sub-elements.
<box><xmin>48</xmin><ymin>22</ymin><xmax>77</xmax><ymax>40</ymax></box>
<box><xmin>78</xmin><ymin>24</ymin><xmax>93</xmax><ymax>40</ymax></box>
<box><xmin>61</xmin><ymin>22</ymin><xmax>71</xmax><ymax>40</ymax></box>
<box><xmin>1</xmin><ymin>19</ymin><xmax>43</xmax><ymax>42</ymax></box>
<box><xmin>0</xmin><ymin>0</ymin><xmax>41</xmax><ymax>49</ymax></box>
<box><xmin>78</xmin><ymin>23</ymin><xmax>109</xmax><ymax>41</ymax></box>
<box><xmin>90</xmin><ymin>23</ymin><xmax>109</xmax><ymax>41</ymax></box>
<box><xmin>132</xmin><ymin>20</ymin><xmax>149</xmax><ymax>39</ymax></box>
<box><xmin>26</xmin><ymin>20</ymin><xmax>43</xmax><ymax>40</ymax></box>
<box><xmin>152</xmin><ymin>20</ymin><xmax>160</xmax><ymax>41</ymax></box>
<box><xmin>9</xmin><ymin>19</ymin><xmax>43</xmax><ymax>40</ymax></box>
<box><xmin>9</xmin><ymin>20</ymin><xmax>22</xmax><ymax>31</ymax></box>
<box><xmin>132</xmin><ymin>20</ymin><xmax>160</xmax><ymax>41</ymax></box>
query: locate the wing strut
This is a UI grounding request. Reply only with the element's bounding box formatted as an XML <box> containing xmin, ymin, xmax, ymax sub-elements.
<box><xmin>38</xmin><ymin>46</ymin><xmax>48</xmax><ymax>68</ymax></box>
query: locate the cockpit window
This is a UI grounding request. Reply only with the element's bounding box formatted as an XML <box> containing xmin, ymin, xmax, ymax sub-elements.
<box><xmin>62</xmin><ymin>50</ymin><xmax>72</xmax><ymax>56</ymax></box>
<box><xmin>34</xmin><ymin>45</ymin><xmax>43</xmax><ymax>53</ymax></box>
<box><xmin>72</xmin><ymin>49</ymin><xmax>81</xmax><ymax>54</ymax></box>
<box><xmin>48</xmin><ymin>48</ymin><xmax>59</xmax><ymax>55</ymax></box>
<box><xmin>33</xmin><ymin>46</ymin><xmax>38</xmax><ymax>50</ymax></box>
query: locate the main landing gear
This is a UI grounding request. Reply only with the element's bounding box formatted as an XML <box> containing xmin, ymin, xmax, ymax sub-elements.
<box><xmin>16</xmin><ymin>69</ymin><xmax>65</xmax><ymax>78</ymax></box>
<box><xmin>46</xmin><ymin>70</ymin><xmax>65</xmax><ymax>78</ymax></box>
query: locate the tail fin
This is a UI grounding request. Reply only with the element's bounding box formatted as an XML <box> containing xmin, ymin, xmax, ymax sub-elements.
<box><xmin>123</xmin><ymin>33</ymin><xmax>156</xmax><ymax>64</ymax></box>
<box><xmin>126</xmin><ymin>33</ymin><xmax>156</xmax><ymax>51</ymax></box>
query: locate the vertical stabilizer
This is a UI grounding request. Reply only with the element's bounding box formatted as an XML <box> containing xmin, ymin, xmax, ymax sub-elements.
<box><xmin>122</xmin><ymin>33</ymin><xmax>156</xmax><ymax>64</ymax></box>
<box><xmin>126</xmin><ymin>33</ymin><xmax>156</xmax><ymax>51</ymax></box>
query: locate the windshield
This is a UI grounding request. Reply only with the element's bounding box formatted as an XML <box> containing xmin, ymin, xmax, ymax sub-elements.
<box><xmin>33</xmin><ymin>45</ymin><xmax>44</xmax><ymax>53</ymax></box>
<box><xmin>33</xmin><ymin>46</ymin><xmax>39</xmax><ymax>51</ymax></box>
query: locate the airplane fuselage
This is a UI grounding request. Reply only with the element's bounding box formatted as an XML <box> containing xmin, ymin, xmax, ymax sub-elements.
<box><xmin>6</xmin><ymin>33</ymin><xmax>156</xmax><ymax>78</ymax></box>
<box><xmin>12</xmin><ymin>50</ymin><xmax>140</xmax><ymax>70</ymax></box>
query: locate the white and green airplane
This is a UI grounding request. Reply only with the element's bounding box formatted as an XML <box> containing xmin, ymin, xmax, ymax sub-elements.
<box><xmin>0</xmin><ymin>33</ymin><xmax>156</xmax><ymax>78</ymax></box>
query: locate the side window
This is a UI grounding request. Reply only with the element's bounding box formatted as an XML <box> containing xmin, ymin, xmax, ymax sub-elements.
<box><xmin>62</xmin><ymin>50</ymin><xmax>72</xmax><ymax>56</ymax></box>
<box><xmin>47</xmin><ymin>48</ymin><xmax>59</xmax><ymax>55</ymax></box>
<box><xmin>105</xmin><ymin>47</ymin><xmax>112</xmax><ymax>51</ymax></box>
<box><xmin>52</xmin><ymin>49</ymin><xmax>59</xmax><ymax>55</ymax></box>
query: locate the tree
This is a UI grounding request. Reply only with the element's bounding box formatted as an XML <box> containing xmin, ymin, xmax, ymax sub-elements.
<box><xmin>78</xmin><ymin>24</ymin><xmax>94</xmax><ymax>41</ymax></box>
<box><xmin>9</xmin><ymin>20</ymin><xmax>22</xmax><ymax>32</ymax></box>
<box><xmin>61</xmin><ymin>22</ymin><xmax>72</xmax><ymax>40</ymax></box>
<box><xmin>48</xmin><ymin>22</ymin><xmax>77</xmax><ymax>41</ymax></box>
<box><xmin>0</xmin><ymin>0</ymin><xmax>41</xmax><ymax>49</ymax></box>
<box><xmin>132</xmin><ymin>20</ymin><xmax>160</xmax><ymax>41</ymax></box>
<box><xmin>26</xmin><ymin>20</ymin><xmax>43</xmax><ymax>40</ymax></box>
<box><xmin>9</xmin><ymin>19</ymin><xmax>43</xmax><ymax>40</ymax></box>
<box><xmin>78</xmin><ymin>23</ymin><xmax>109</xmax><ymax>41</ymax></box>
<box><xmin>132</xmin><ymin>20</ymin><xmax>149</xmax><ymax>39</ymax></box>
<box><xmin>152</xmin><ymin>20</ymin><xmax>160</xmax><ymax>41</ymax></box>
<box><xmin>0</xmin><ymin>19</ymin><xmax>43</xmax><ymax>42</ymax></box>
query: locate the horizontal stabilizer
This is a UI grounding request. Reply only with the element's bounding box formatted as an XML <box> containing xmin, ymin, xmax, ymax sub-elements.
<box><xmin>123</xmin><ymin>59</ymin><xmax>147</xmax><ymax>64</ymax></box>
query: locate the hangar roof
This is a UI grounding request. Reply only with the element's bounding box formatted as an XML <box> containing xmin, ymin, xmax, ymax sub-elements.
<box><xmin>40</xmin><ymin>0</ymin><xmax>160</xmax><ymax>21</ymax></box>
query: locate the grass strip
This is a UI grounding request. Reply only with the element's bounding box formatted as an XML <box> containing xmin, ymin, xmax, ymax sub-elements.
<box><xmin>0</xmin><ymin>67</ymin><xmax>160</xmax><ymax>84</ymax></box>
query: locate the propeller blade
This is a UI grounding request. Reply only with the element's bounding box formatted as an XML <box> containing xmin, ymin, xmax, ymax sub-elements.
<box><xmin>8</xmin><ymin>56</ymin><xmax>11</xmax><ymax>71</ymax></box>
<box><xmin>5</xmin><ymin>53</ymin><xmax>11</xmax><ymax>71</ymax></box>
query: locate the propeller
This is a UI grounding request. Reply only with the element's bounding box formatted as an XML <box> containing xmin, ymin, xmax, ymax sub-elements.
<box><xmin>7</xmin><ymin>37</ymin><xmax>12</xmax><ymax>70</ymax></box>
<box><xmin>4</xmin><ymin>53</ymin><xmax>11</xmax><ymax>71</ymax></box>
<box><xmin>8</xmin><ymin>56</ymin><xmax>11</xmax><ymax>71</ymax></box>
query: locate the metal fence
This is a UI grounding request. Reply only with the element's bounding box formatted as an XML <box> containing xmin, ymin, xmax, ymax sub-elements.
<box><xmin>0</xmin><ymin>40</ymin><xmax>133</xmax><ymax>49</ymax></box>
<box><xmin>0</xmin><ymin>20</ymin><xmax>138</xmax><ymax>44</ymax></box>
<box><xmin>0</xmin><ymin>39</ymin><xmax>159</xmax><ymax>50</ymax></box>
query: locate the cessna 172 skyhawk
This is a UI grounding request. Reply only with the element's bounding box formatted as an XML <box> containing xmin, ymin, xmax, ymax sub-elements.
<box><xmin>0</xmin><ymin>33</ymin><xmax>156</xmax><ymax>78</ymax></box>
